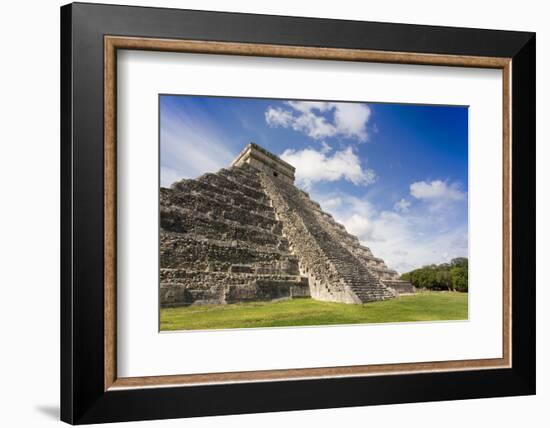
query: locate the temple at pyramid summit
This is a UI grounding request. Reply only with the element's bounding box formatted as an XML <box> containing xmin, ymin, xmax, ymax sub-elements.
<box><xmin>160</xmin><ymin>143</ymin><xmax>414</xmax><ymax>307</ymax></box>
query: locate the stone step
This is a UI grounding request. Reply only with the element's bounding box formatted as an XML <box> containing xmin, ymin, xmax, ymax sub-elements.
<box><xmin>162</xmin><ymin>185</ymin><xmax>274</xmax><ymax>217</ymax></box>
<box><xmin>161</xmin><ymin>187</ymin><xmax>278</xmax><ymax>231</ymax></box>
<box><xmin>382</xmin><ymin>280</ymin><xmax>415</xmax><ymax>295</ymax></box>
<box><xmin>218</xmin><ymin>167</ymin><xmax>264</xmax><ymax>191</ymax></box>
<box><xmin>161</xmin><ymin>268</ymin><xmax>302</xmax><ymax>282</ymax></box>
<box><xmin>197</xmin><ymin>172</ymin><xmax>269</xmax><ymax>204</ymax></box>
<box><xmin>160</xmin><ymin>270</ymin><xmax>309</xmax><ymax>306</ymax></box>
<box><xmin>161</xmin><ymin>260</ymin><xmax>301</xmax><ymax>275</ymax></box>
<box><xmin>170</xmin><ymin>177</ymin><xmax>273</xmax><ymax>214</ymax></box>
<box><xmin>161</xmin><ymin>231</ymin><xmax>297</xmax><ymax>269</ymax></box>
<box><xmin>235</xmin><ymin>163</ymin><xmax>266</xmax><ymax>179</ymax></box>
<box><xmin>160</xmin><ymin>205</ymin><xmax>288</xmax><ymax>248</ymax></box>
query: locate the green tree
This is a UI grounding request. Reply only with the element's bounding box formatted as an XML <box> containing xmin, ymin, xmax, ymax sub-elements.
<box><xmin>400</xmin><ymin>258</ymin><xmax>468</xmax><ymax>292</ymax></box>
<box><xmin>436</xmin><ymin>269</ymin><xmax>452</xmax><ymax>291</ymax></box>
<box><xmin>450</xmin><ymin>266</ymin><xmax>468</xmax><ymax>292</ymax></box>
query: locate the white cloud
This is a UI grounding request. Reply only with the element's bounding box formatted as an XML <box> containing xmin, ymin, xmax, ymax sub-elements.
<box><xmin>280</xmin><ymin>146</ymin><xmax>376</xmax><ymax>190</ymax></box>
<box><xmin>287</xmin><ymin>101</ymin><xmax>331</xmax><ymax>113</ymax></box>
<box><xmin>320</xmin><ymin>196</ymin><xmax>343</xmax><ymax>211</ymax></box>
<box><xmin>333</xmin><ymin>102</ymin><xmax>370</xmax><ymax>141</ymax></box>
<box><xmin>264</xmin><ymin>107</ymin><xmax>293</xmax><ymax>128</ymax></box>
<box><xmin>345</xmin><ymin>213</ymin><xmax>376</xmax><ymax>241</ymax></box>
<box><xmin>292</xmin><ymin>109</ymin><xmax>337</xmax><ymax>140</ymax></box>
<box><xmin>410</xmin><ymin>180</ymin><xmax>466</xmax><ymax>201</ymax></box>
<box><xmin>393</xmin><ymin>198</ymin><xmax>411</xmax><ymax>213</ymax></box>
<box><xmin>265</xmin><ymin>101</ymin><xmax>371</xmax><ymax>142</ymax></box>
<box><xmin>160</xmin><ymin>107</ymin><xmax>235</xmax><ymax>187</ymax></box>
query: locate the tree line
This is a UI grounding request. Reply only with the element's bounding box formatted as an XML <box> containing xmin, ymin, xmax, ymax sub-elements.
<box><xmin>400</xmin><ymin>257</ymin><xmax>468</xmax><ymax>292</ymax></box>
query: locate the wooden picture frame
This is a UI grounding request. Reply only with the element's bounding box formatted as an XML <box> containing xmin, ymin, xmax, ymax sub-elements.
<box><xmin>61</xmin><ymin>2</ymin><xmax>535</xmax><ymax>424</ymax></box>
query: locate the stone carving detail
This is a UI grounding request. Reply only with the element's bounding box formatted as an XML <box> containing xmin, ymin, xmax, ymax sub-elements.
<box><xmin>160</xmin><ymin>143</ymin><xmax>413</xmax><ymax>307</ymax></box>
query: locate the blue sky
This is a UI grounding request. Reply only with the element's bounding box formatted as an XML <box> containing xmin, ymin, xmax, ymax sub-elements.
<box><xmin>160</xmin><ymin>95</ymin><xmax>468</xmax><ymax>273</ymax></box>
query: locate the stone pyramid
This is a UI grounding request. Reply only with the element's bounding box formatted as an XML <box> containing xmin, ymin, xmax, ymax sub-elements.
<box><xmin>160</xmin><ymin>143</ymin><xmax>413</xmax><ymax>307</ymax></box>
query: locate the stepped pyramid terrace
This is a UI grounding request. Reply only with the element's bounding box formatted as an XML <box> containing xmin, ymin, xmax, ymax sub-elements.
<box><xmin>160</xmin><ymin>143</ymin><xmax>414</xmax><ymax>307</ymax></box>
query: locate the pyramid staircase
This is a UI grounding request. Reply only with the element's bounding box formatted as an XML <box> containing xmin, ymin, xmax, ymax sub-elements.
<box><xmin>260</xmin><ymin>172</ymin><xmax>396</xmax><ymax>303</ymax></box>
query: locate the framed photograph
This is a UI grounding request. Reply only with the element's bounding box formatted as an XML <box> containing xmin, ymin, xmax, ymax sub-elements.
<box><xmin>61</xmin><ymin>2</ymin><xmax>535</xmax><ymax>424</ymax></box>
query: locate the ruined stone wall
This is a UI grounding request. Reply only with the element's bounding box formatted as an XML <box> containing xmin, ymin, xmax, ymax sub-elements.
<box><xmin>381</xmin><ymin>280</ymin><xmax>416</xmax><ymax>295</ymax></box>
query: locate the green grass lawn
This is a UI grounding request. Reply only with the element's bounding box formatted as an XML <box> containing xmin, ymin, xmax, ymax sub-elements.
<box><xmin>160</xmin><ymin>292</ymin><xmax>468</xmax><ymax>331</ymax></box>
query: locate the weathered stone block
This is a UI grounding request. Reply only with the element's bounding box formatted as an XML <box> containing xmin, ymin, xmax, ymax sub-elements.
<box><xmin>230</xmin><ymin>264</ymin><xmax>254</xmax><ymax>273</ymax></box>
